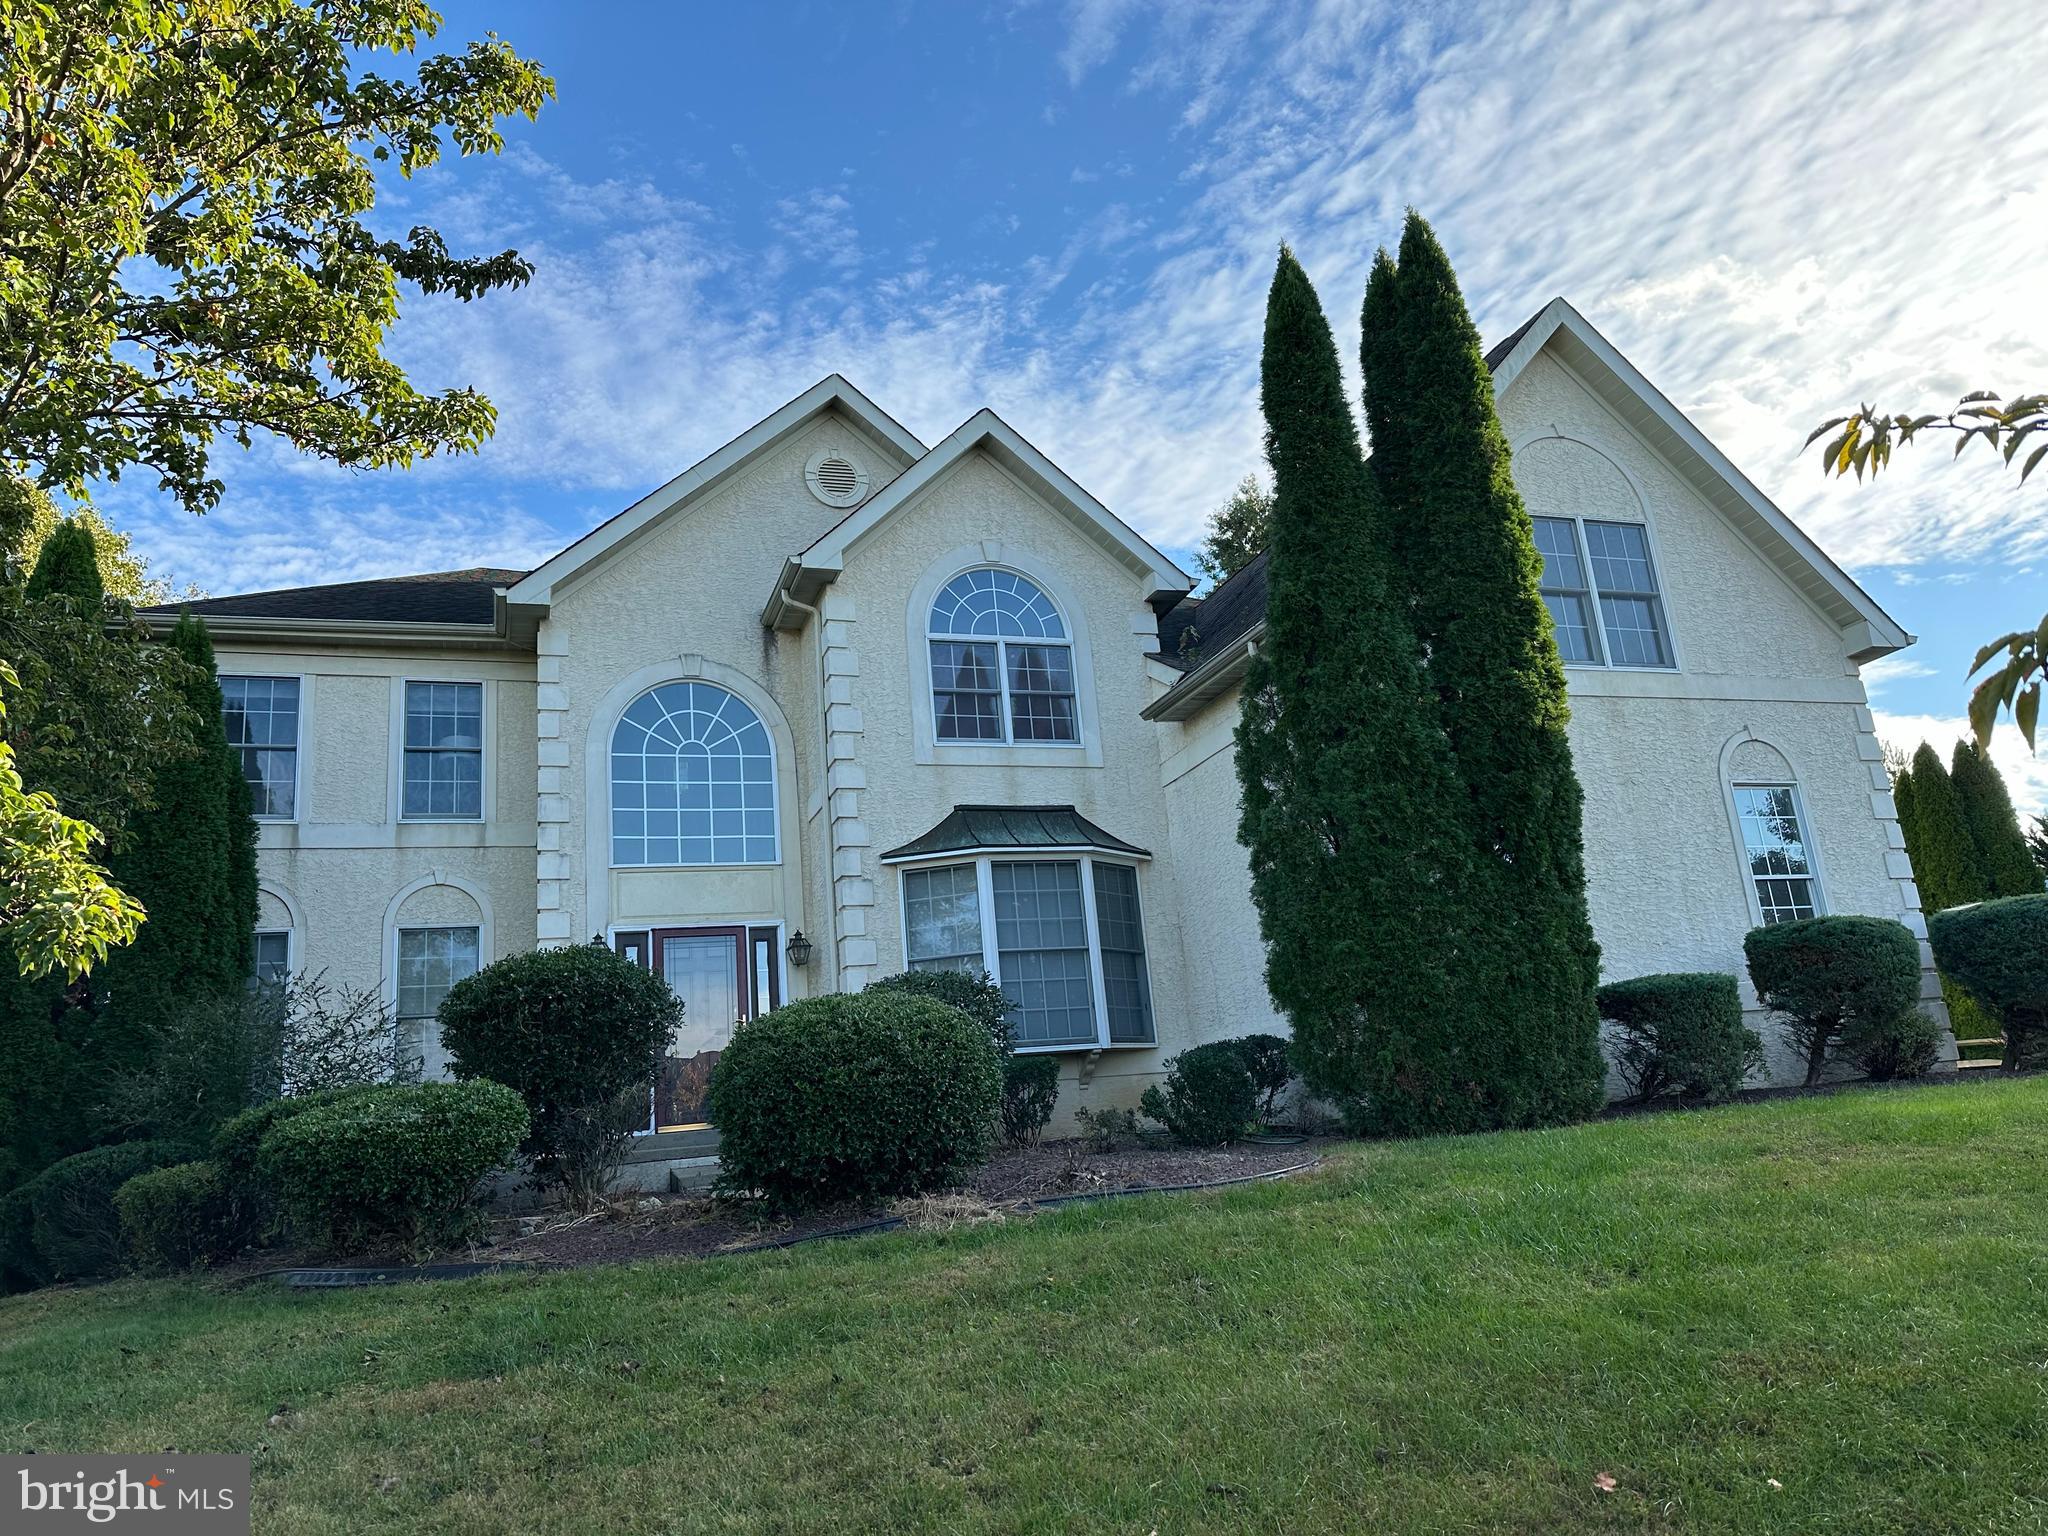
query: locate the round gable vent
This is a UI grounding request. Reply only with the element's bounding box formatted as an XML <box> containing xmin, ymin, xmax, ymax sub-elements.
<box><xmin>805</xmin><ymin>451</ymin><xmax>869</xmax><ymax>508</ymax></box>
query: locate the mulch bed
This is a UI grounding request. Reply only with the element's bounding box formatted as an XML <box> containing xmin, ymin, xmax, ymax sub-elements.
<box><xmin>483</xmin><ymin>1135</ymin><xmax>1332</xmax><ymax>1271</ymax></box>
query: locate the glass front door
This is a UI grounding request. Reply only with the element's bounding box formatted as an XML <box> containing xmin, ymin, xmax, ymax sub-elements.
<box><xmin>652</xmin><ymin>927</ymin><xmax>747</xmax><ymax>1130</ymax></box>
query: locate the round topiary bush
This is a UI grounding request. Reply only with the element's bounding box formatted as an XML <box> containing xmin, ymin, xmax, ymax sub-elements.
<box><xmin>864</xmin><ymin>968</ymin><xmax>1013</xmax><ymax>1053</ymax></box>
<box><xmin>707</xmin><ymin>991</ymin><xmax>1002</xmax><ymax>1210</ymax></box>
<box><xmin>1139</xmin><ymin>1042</ymin><xmax>1257</xmax><ymax>1146</ymax></box>
<box><xmin>25</xmin><ymin>1140</ymin><xmax>189</xmax><ymax>1281</ymax></box>
<box><xmin>115</xmin><ymin>1160</ymin><xmax>251</xmax><ymax>1269</ymax></box>
<box><xmin>437</xmin><ymin>944</ymin><xmax>680</xmax><ymax>1205</ymax></box>
<box><xmin>1928</xmin><ymin>895</ymin><xmax>2048</xmax><ymax>1070</ymax></box>
<box><xmin>258</xmin><ymin>1080</ymin><xmax>528</xmax><ymax>1255</ymax></box>
<box><xmin>1743</xmin><ymin>916</ymin><xmax>1921</xmax><ymax>1086</ymax></box>
<box><xmin>1597</xmin><ymin>972</ymin><xmax>1761</xmax><ymax>1103</ymax></box>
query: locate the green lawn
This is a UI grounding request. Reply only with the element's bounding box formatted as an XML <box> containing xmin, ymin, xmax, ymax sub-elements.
<box><xmin>4</xmin><ymin>1080</ymin><xmax>2047</xmax><ymax>1534</ymax></box>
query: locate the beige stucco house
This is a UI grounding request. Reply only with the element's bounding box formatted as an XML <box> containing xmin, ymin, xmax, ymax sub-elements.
<box><xmin>152</xmin><ymin>298</ymin><xmax>1943</xmax><ymax>1171</ymax></box>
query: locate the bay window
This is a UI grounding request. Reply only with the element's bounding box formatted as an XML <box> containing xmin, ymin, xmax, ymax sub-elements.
<box><xmin>901</xmin><ymin>854</ymin><xmax>1155</xmax><ymax>1048</ymax></box>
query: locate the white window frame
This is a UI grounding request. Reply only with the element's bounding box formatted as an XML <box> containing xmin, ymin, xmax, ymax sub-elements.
<box><xmin>221</xmin><ymin>672</ymin><xmax>304</xmax><ymax>823</ymax></box>
<box><xmin>903</xmin><ymin>545</ymin><xmax>1106</xmax><ymax>769</ymax></box>
<box><xmin>1727</xmin><ymin>779</ymin><xmax>1827</xmax><ymax>927</ymax></box>
<box><xmin>393</xmin><ymin>923</ymin><xmax>481</xmax><ymax>1080</ymax></box>
<box><xmin>926</xmin><ymin>567</ymin><xmax>1083</xmax><ymax>751</ymax></box>
<box><xmin>1530</xmin><ymin>514</ymin><xmax>1678</xmax><ymax>671</ymax></box>
<box><xmin>892</xmin><ymin>850</ymin><xmax>1157</xmax><ymax>1052</ymax></box>
<box><xmin>396</xmin><ymin>677</ymin><xmax>488</xmax><ymax>823</ymax></box>
<box><xmin>250</xmin><ymin>928</ymin><xmax>295</xmax><ymax>986</ymax></box>
<box><xmin>606</xmin><ymin>680</ymin><xmax>782</xmax><ymax>870</ymax></box>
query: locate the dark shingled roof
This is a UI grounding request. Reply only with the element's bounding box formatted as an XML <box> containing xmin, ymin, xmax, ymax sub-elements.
<box><xmin>1154</xmin><ymin>306</ymin><xmax>1544</xmax><ymax>671</ymax></box>
<box><xmin>881</xmin><ymin>804</ymin><xmax>1150</xmax><ymax>862</ymax></box>
<box><xmin>141</xmin><ymin>567</ymin><xmax>526</xmax><ymax>626</ymax></box>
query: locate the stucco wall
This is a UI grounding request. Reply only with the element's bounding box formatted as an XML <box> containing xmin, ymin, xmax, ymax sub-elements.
<box><xmin>540</xmin><ymin>412</ymin><xmax>903</xmax><ymax>1001</ymax></box>
<box><xmin>209</xmin><ymin>644</ymin><xmax>538</xmax><ymax>1011</ymax></box>
<box><xmin>826</xmin><ymin>448</ymin><xmax>1195</xmax><ymax>1123</ymax></box>
<box><xmin>1147</xmin><ymin>345</ymin><xmax>1936</xmax><ymax>1092</ymax></box>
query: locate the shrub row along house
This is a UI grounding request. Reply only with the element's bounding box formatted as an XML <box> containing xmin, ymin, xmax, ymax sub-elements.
<box><xmin>143</xmin><ymin>298</ymin><xmax>1943</xmax><ymax>1182</ymax></box>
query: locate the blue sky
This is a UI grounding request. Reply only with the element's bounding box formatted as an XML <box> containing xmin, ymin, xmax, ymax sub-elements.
<box><xmin>105</xmin><ymin>1</ymin><xmax>2048</xmax><ymax>808</ymax></box>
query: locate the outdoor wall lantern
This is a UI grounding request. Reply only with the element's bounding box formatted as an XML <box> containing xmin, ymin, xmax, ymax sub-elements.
<box><xmin>785</xmin><ymin>929</ymin><xmax>814</xmax><ymax>968</ymax></box>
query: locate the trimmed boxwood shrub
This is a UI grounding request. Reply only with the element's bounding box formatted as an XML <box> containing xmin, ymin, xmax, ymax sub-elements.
<box><xmin>1744</xmin><ymin>916</ymin><xmax>1921</xmax><ymax>1086</ymax></box>
<box><xmin>708</xmin><ymin>991</ymin><xmax>1002</xmax><ymax>1210</ymax></box>
<box><xmin>438</xmin><ymin>945</ymin><xmax>680</xmax><ymax>1206</ymax></box>
<box><xmin>1228</xmin><ymin>1033</ymin><xmax>1297</xmax><ymax>1120</ymax></box>
<box><xmin>1597</xmin><ymin>973</ymin><xmax>1761</xmax><ymax>1103</ymax></box>
<box><xmin>865</xmin><ymin>968</ymin><xmax>1013</xmax><ymax>1054</ymax></box>
<box><xmin>115</xmin><ymin>1160</ymin><xmax>251</xmax><ymax>1269</ymax></box>
<box><xmin>212</xmin><ymin>1085</ymin><xmax>374</xmax><ymax>1189</ymax></box>
<box><xmin>1928</xmin><ymin>895</ymin><xmax>2048</xmax><ymax>1070</ymax></box>
<box><xmin>25</xmin><ymin>1140</ymin><xmax>188</xmax><ymax>1281</ymax></box>
<box><xmin>258</xmin><ymin>1080</ymin><xmax>527</xmax><ymax>1255</ymax></box>
<box><xmin>1000</xmin><ymin>1054</ymin><xmax>1061</xmax><ymax>1146</ymax></box>
<box><xmin>1140</xmin><ymin>1042</ymin><xmax>1257</xmax><ymax>1146</ymax></box>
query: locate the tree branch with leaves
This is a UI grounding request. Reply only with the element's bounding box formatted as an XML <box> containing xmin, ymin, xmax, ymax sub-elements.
<box><xmin>1807</xmin><ymin>389</ymin><xmax>2046</xmax><ymax>750</ymax></box>
<box><xmin>0</xmin><ymin>0</ymin><xmax>555</xmax><ymax>513</ymax></box>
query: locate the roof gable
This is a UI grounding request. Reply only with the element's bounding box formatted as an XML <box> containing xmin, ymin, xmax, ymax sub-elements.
<box><xmin>764</xmin><ymin>408</ymin><xmax>1190</xmax><ymax>627</ymax></box>
<box><xmin>1489</xmin><ymin>298</ymin><xmax>1909</xmax><ymax>658</ymax></box>
<box><xmin>507</xmin><ymin>374</ymin><xmax>925</xmax><ymax>608</ymax></box>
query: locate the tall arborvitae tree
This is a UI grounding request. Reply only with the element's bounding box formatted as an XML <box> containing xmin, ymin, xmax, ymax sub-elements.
<box><xmin>1903</xmin><ymin>743</ymin><xmax>1987</xmax><ymax>911</ymax></box>
<box><xmin>24</xmin><ymin>519</ymin><xmax>104</xmax><ymax>606</ymax></box>
<box><xmin>1949</xmin><ymin>740</ymin><xmax>2042</xmax><ymax>896</ymax></box>
<box><xmin>1358</xmin><ymin>212</ymin><xmax>1606</xmax><ymax>1126</ymax></box>
<box><xmin>97</xmin><ymin>612</ymin><xmax>256</xmax><ymax>1021</ymax></box>
<box><xmin>1898</xmin><ymin>742</ymin><xmax>1999</xmax><ymax>1053</ymax></box>
<box><xmin>1235</xmin><ymin>248</ymin><xmax>1491</xmax><ymax>1135</ymax></box>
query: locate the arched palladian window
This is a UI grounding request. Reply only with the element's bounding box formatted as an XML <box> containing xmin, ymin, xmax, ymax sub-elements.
<box><xmin>610</xmin><ymin>682</ymin><xmax>778</xmax><ymax>867</ymax></box>
<box><xmin>927</xmin><ymin>568</ymin><xmax>1077</xmax><ymax>744</ymax></box>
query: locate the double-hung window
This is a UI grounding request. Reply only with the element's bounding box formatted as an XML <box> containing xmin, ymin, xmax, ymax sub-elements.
<box><xmin>1733</xmin><ymin>785</ymin><xmax>1821</xmax><ymax>923</ymax></box>
<box><xmin>927</xmin><ymin>568</ymin><xmax>1079</xmax><ymax>745</ymax></box>
<box><xmin>1531</xmin><ymin>516</ymin><xmax>1674</xmax><ymax>668</ymax></box>
<box><xmin>221</xmin><ymin>675</ymin><xmax>300</xmax><ymax>819</ymax></box>
<box><xmin>403</xmin><ymin>681</ymin><xmax>483</xmax><ymax>820</ymax></box>
<box><xmin>395</xmin><ymin>925</ymin><xmax>480</xmax><ymax>1079</ymax></box>
<box><xmin>901</xmin><ymin>856</ymin><xmax>1155</xmax><ymax>1048</ymax></box>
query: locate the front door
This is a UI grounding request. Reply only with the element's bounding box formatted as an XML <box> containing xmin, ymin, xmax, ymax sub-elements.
<box><xmin>651</xmin><ymin>926</ymin><xmax>748</xmax><ymax>1130</ymax></box>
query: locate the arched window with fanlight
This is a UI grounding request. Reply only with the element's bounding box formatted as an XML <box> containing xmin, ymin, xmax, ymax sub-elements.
<box><xmin>927</xmin><ymin>568</ymin><xmax>1078</xmax><ymax>745</ymax></box>
<box><xmin>610</xmin><ymin>682</ymin><xmax>778</xmax><ymax>867</ymax></box>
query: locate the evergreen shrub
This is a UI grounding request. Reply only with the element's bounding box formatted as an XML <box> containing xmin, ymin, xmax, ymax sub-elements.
<box><xmin>708</xmin><ymin>992</ymin><xmax>1002</xmax><ymax>1210</ymax></box>
<box><xmin>1139</xmin><ymin>1042</ymin><xmax>1257</xmax><ymax>1146</ymax></box>
<box><xmin>1000</xmin><ymin>1054</ymin><xmax>1061</xmax><ymax>1147</ymax></box>
<box><xmin>1597</xmin><ymin>973</ymin><xmax>1760</xmax><ymax>1103</ymax></box>
<box><xmin>438</xmin><ymin>945</ymin><xmax>679</xmax><ymax>1206</ymax></box>
<box><xmin>114</xmin><ymin>1160</ymin><xmax>251</xmax><ymax>1268</ymax></box>
<box><xmin>1744</xmin><ymin>916</ymin><xmax>1921</xmax><ymax>1086</ymax></box>
<box><xmin>25</xmin><ymin>1140</ymin><xmax>187</xmax><ymax>1280</ymax></box>
<box><xmin>1928</xmin><ymin>895</ymin><xmax>2048</xmax><ymax>1069</ymax></box>
<box><xmin>258</xmin><ymin>1081</ymin><xmax>527</xmax><ymax>1255</ymax></box>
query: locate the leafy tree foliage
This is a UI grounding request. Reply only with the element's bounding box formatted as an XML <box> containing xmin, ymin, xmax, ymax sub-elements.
<box><xmin>1234</xmin><ymin>247</ymin><xmax>1488</xmax><ymax>1135</ymax></box>
<box><xmin>1948</xmin><ymin>739</ymin><xmax>2042</xmax><ymax>896</ymax></box>
<box><xmin>0</xmin><ymin>663</ymin><xmax>140</xmax><ymax>979</ymax></box>
<box><xmin>1358</xmin><ymin>212</ymin><xmax>1604</xmax><ymax>1126</ymax></box>
<box><xmin>1806</xmin><ymin>393</ymin><xmax>2044</xmax><ymax>751</ymax></box>
<box><xmin>1194</xmin><ymin>473</ymin><xmax>1273</xmax><ymax>587</ymax></box>
<box><xmin>1</xmin><ymin>475</ymin><xmax>167</xmax><ymax>601</ymax></box>
<box><xmin>0</xmin><ymin>0</ymin><xmax>554</xmax><ymax>513</ymax></box>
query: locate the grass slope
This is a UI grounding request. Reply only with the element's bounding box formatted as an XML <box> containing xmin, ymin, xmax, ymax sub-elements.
<box><xmin>4</xmin><ymin>1080</ymin><xmax>2046</xmax><ymax>1534</ymax></box>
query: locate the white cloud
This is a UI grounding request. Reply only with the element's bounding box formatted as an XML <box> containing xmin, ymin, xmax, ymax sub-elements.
<box><xmin>1872</xmin><ymin>712</ymin><xmax>2048</xmax><ymax>818</ymax></box>
<box><xmin>137</xmin><ymin>1</ymin><xmax>2048</xmax><ymax>600</ymax></box>
<box><xmin>1857</xmin><ymin>654</ymin><xmax>1937</xmax><ymax>697</ymax></box>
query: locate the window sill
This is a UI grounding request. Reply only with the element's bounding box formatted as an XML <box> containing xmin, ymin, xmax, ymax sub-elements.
<box><xmin>915</xmin><ymin>740</ymin><xmax>1103</xmax><ymax>769</ymax></box>
<box><xmin>1013</xmin><ymin>1038</ymin><xmax>1156</xmax><ymax>1055</ymax></box>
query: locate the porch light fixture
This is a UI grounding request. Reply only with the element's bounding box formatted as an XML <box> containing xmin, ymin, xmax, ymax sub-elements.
<box><xmin>785</xmin><ymin>929</ymin><xmax>814</xmax><ymax>968</ymax></box>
